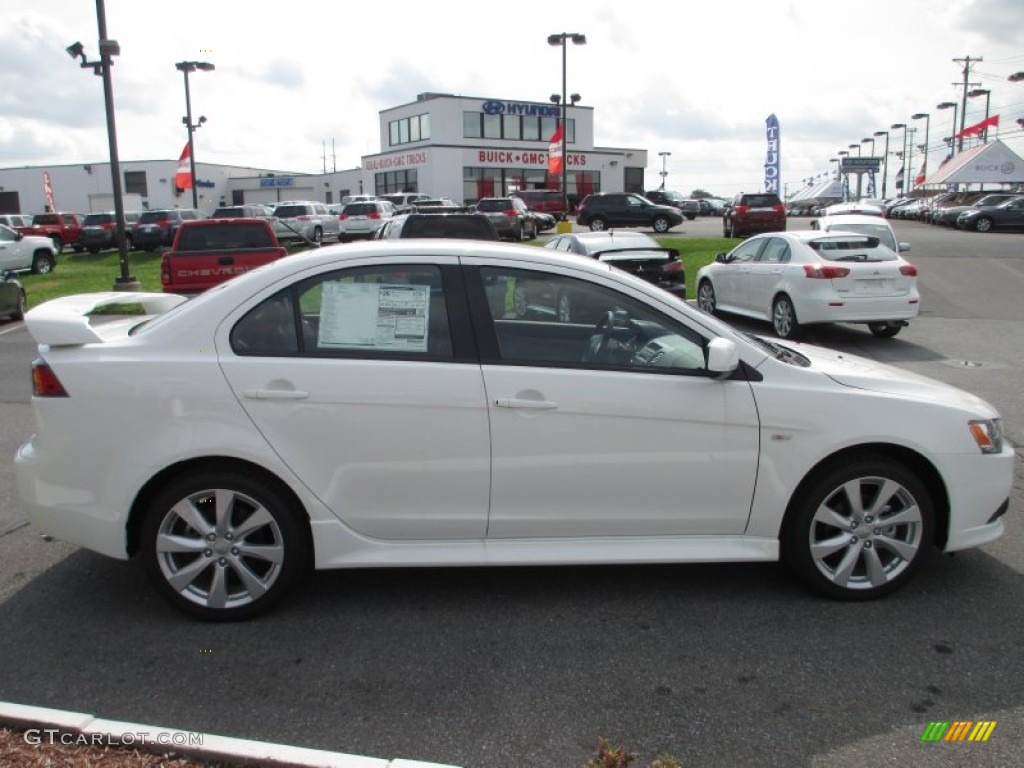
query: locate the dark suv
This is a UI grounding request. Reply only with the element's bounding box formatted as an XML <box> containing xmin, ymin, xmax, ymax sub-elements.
<box><xmin>644</xmin><ymin>190</ymin><xmax>699</xmax><ymax>220</ymax></box>
<box><xmin>575</xmin><ymin>193</ymin><xmax>684</xmax><ymax>233</ymax></box>
<box><xmin>722</xmin><ymin>192</ymin><xmax>786</xmax><ymax>238</ymax></box>
<box><xmin>132</xmin><ymin>209</ymin><xmax>206</xmax><ymax>251</ymax></box>
<box><xmin>373</xmin><ymin>213</ymin><xmax>499</xmax><ymax>240</ymax></box>
<box><xmin>79</xmin><ymin>211</ymin><xmax>142</xmax><ymax>253</ymax></box>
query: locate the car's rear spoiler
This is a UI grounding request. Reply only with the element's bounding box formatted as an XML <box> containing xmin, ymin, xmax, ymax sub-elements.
<box><xmin>24</xmin><ymin>292</ymin><xmax>188</xmax><ymax>346</ymax></box>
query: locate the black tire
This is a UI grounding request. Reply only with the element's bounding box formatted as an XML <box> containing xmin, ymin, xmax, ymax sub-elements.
<box><xmin>588</xmin><ymin>217</ymin><xmax>607</xmax><ymax>232</ymax></box>
<box><xmin>72</xmin><ymin>245</ymin><xmax>84</xmax><ymax>253</ymax></box>
<box><xmin>727</xmin><ymin>221</ymin><xmax>737</xmax><ymax>238</ymax></box>
<box><xmin>140</xmin><ymin>471</ymin><xmax>309</xmax><ymax>621</ymax></box>
<box><xmin>772</xmin><ymin>294</ymin><xmax>799</xmax><ymax>339</ymax></box>
<box><xmin>87</xmin><ymin>247</ymin><xmax>100</xmax><ymax>255</ymax></box>
<box><xmin>515</xmin><ymin>224</ymin><xmax>523</xmax><ymax>242</ymax></box>
<box><xmin>782</xmin><ymin>454</ymin><xmax>933</xmax><ymax>600</ymax></box>
<box><xmin>652</xmin><ymin>216</ymin><xmax>671</xmax><ymax>233</ymax></box>
<box><xmin>311</xmin><ymin>228</ymin><xmax>323</xmax><ymax>245</ymax></box>
<box><xmin>697</xmin><ymin>280</ymin><xmax>717</xmax><ymax>315</ymax></box>
<box><xmin>974</xmin><ymin>217</ymin><xmax>994</xmax><ymax>233</ymax></box>
<box><xmin>868</xmin><ymin>322</ymin><xmax>902</xmax><ymax>338</ymax></box>
<box><xmin>32</xmin><ymin>252</ymin><xmax>55</xmax><ymax>275</ymax></box>
<box><xmin>11</xmin><ymin>290</ymin><xmax>26</xmax><ymax>321</ymax></box>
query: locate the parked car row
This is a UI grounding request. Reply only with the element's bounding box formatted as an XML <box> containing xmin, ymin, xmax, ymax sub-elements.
<box><xmin>886</xmin><ymin>192</ymin><xmax>1024</xmax><ymax>232</ymax></box>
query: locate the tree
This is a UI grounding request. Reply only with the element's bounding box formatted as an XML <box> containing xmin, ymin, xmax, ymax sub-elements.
<box><xmin>690</xmin><ymin>188</ymin><xmax>715</xmax><ymax>199</ymax></box>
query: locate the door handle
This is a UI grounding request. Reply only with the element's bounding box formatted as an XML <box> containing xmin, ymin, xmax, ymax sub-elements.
<box><xmin>243</xmin><ymin>389</ymin><xmax>309</xmax><ymax>400</ymax></box>
<box><xmin>494</xmin><ymin>398</ymin><xmax>558</xmax><ymax>410</ymax></box>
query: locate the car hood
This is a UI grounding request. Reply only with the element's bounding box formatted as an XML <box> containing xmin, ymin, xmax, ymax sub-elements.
<box><xmin>785</xmin><ymin>342</ymin><xmax>996</xmax><ymax>413</ymax></box>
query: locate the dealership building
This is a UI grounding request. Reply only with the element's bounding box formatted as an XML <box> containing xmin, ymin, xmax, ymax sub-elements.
<box><xmin>0</xmin><ymin>92</ymin><xmax>647</xmax><ymax>215</ymax></box>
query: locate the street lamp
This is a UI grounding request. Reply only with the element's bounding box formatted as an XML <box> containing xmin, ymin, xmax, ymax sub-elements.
<box><xmin>936</xmin><ymin>102</ymin><xmax>958</xmax><ymax>157</ymax></box>
<box><xmin>65</xmin><ymin>3</ymin><xmax>138</xmax><ymax>291</ymax></box>
<box><xmin>968</xmin><ymin>88</ymin><xmax>992</xmax><ymax>142</ymax></box>
<box><xmin>861</xmin><ymin>137</ymin><xmax>875</xmax><ymax>156</ymax></box>
<box><xmin>873</xmin><ymin>130</ymin><xmax>890</xmax><ymax>198</ymax></box>
<box><xmin>849</xmin><ymin>143</ymin><xmax>862</xmax><ymax>156</ymax></box>
<box><xmin>890</xmin><ymin>123</ymin><xmax>908</xmax><ymax>194</ymax></box>
<box><xmin>548</xmin><ymin>32</ymin><xmax>586</xmax><ymax>222</ymax></box>
<box><xmin>912</xmin><ymin>113</ymin><xmax>930</xmax><ymax>187</ymax></box>
<box><xmin>658</xmin><ymin>151</ymin><xmax>671</xmax><ymax>189</ymax></box>
<box><xmin>175</xmin><ymin>60</ymin><xmax>215</xmax><ymax>209</ymax></box>
<box><xmin>830</xmin><ymin>156</ymin><xmax>840</xmax><ymax>179</ymax></box>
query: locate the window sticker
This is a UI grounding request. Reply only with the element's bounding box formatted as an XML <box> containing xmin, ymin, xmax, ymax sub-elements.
<box><xmin>318</xmin><ymin>282</ymin><xmax>430</xmax><ymax>351</ymax></box>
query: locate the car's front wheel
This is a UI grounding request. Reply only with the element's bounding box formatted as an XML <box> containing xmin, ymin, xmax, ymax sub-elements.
<box><xmin>697</xmin><ymin>280</ymin><xmax>717</xmax><ymax>315</ymax></box>
<box><xmin>974</xmin><ymin>216</ymin><xmax>994</xmax><ymax>233</ymax></box>
<box><xmin>32</xmin><ymin>252</ymin><xmax>54</xmax><ymax>275</ymax></box>
<box><xmin>772</xmin><ymin>294</ymin><xmax>799</xmax><ymax>339</ymax></box>
<box><xmin>140</xmin><ymin>471</ymin><xmax>309</xmax><ymax>620</ymax></box>
<box><xmin>652</xmin><ymin>216</ymin><xmax>671</xmax><ymax>233</ymax></box>
<box><xmin>783</xmin><ymin>455</ymin><xmax>933</xmax><ymax>600</ymax></box>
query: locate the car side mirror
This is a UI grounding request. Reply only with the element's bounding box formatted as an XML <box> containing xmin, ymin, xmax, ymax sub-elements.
<box><xmin>707</xmin><ymin>338</ymin><xmax>739</xmax><ymax>377</ymax></box>
<box><xmin>715</xmin><ymin>252</ymin><xmax>729</xmax><ymax>263</ymax></box>
<box><xmin>898</xmin><ymin>242</ymin><xmax>910</xmax><ymax>252</ymax></box>
<box><xmin>15</xmin><ymin>233</ymin><xmax>24</xmax><ymax>241</ymax></box>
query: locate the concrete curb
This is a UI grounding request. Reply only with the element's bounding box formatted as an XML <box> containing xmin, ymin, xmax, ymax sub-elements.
<box><xmin>0</xmin><ymin>701</ymin><xmax>461</xmax><ymax>768</ymax></box>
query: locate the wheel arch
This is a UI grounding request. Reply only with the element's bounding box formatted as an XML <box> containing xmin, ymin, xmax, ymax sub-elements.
<box><xmin>779</xmin><ymin>443</ymin><xmax>950</xmax><ymax>550</ymax></box>
<box><xmin>126</xmin><ymin>456</ymin><xmax>314</xmax><ymax>558</ymax></box>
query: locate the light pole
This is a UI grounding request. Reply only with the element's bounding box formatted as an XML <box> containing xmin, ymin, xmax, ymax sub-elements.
<box><xmin>175</xmin><ymin>60</ymin><xmax>215</xmax><ymax>209</ymax></box>
<box><xmin>548</xmin><ymin>32</ymin><xmax>586</xmax><ymax>222</ymax></box>
<box><xmin>874</xmin><ymin>130</ymin><xmax>890</xmax><ymax>198</ymax></box>
<box><xmin>65</xmin><ymin>2</ymin><xmax>138</xmax><ymax>291</ymax></box>
<box><xmin>891</xmin><ymin>123</ymin><xmax>907</xmax><ymax>194</ymax></box>
<box><xmin>830</xmin><ymin>156</ymin><xmax>840</xmax><ymax>180</ymax></box>
<box><xmin>968</xmin><ymin>88</ymin><xmax>992</xmax><ymax>142</ymax></box>
<box><xmin>861</xmin><ymin>137</ymin><xmax>875</xmax><ymax>156</ymax></box>
<box><xmin>937</xmin><ymin>102</ymin><xmax>958</xmax><ymax>158</ymax></box>
<box><xmin>658</xmin><ymin>151</ymin><xmax>671</xmax><ymax>189</ymax></box>
<box><xmin>849</xmin><ymin>143</ymin><xmax>862</xmax><ymax>156</ymax></box>
<box><xmin>912</xmin><ymin>112</ymin><xmax>930</xmax><ymax>186</ymax></box>
<box><xmin>905</xmin><ymin>127</ymin><xmax>916</xmax><ymax>191</ymax></box>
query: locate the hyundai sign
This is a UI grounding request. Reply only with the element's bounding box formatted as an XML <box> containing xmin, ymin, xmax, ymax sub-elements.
<box><xmin>481</xmin><ymin>100</ymin><xmax>562</xmax><ymax>117</ymax></box>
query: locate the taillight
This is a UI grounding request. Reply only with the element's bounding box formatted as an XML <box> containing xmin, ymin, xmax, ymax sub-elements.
<box><xmin>803</xmin><ymin>265</ymin><xmax>851</xmax><ymax>279</ymax></box>
<box><xmin>31</xmin><ymin>359</ymin><xmax>68</xmax><ymax>397</ymax></box>
<box><xmin>368</xmin><ymin>212</ymin><xmax>380</xmax><ymax>220</ymax></box>
<box><xmin>503</xmin><ymin>209</ymin><xmax>518</xmax><ymax>217</ymax></box>
<box><xmin>663</xmin><ymin>260</ymin><xmax>684</xmax><ymax>273</ymax></box>
<box><xmin>339</xmin><ymin>214</ymin><xmax>350</xmax><ymax>220</ymax></box>
<box><xmin>773</xmin><ymin>204</ymin><xmax>786</xmax><ymax>213</ymax></box>
<box><xmin>160</xmin><ymin>254</ymin><xmax>171</xmax><ymax>286</ymax></box>
<box><xmin>297</xmin><ymin>215</ymin><xmax>312</xmax><ymax>221</ymax></box>
<box><xmin>899</xmin><ymin>264</ymin><xmax>918</xmax><ymax>276</ymax></box>
<box><xmin>735</xmin><ymin>205</ymin><xmax>751</xmax><ymax>213</ymax></box>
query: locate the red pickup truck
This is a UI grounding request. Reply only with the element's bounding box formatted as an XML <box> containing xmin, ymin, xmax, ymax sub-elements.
<box><xmin>17</xmin><ymin>212</ymin><xmax>86</xmax><ymax>254</ymax></box>
<box><xmin>160</xmin><ymin>218</ymin><xmax>288</xmax><ymax>294</ymax></box>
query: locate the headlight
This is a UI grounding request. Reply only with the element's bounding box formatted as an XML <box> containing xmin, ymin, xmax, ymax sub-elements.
<box><xmin>969</xmin><ymin>419</ymin><xmax>1004</xmax><ymax>454</ymax></box>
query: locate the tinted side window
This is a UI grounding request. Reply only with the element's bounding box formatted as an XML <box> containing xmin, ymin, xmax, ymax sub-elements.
<box><xmin>231</xmin><ymin>292</ymin><xmax>299</xmax><ymax>355</ymax></box>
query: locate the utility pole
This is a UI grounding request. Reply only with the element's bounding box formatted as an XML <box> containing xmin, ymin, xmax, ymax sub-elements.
<box><xmin>953</xmin><ymin>55</ymin><xmax>982</xmax><ymax>153</ymax></box>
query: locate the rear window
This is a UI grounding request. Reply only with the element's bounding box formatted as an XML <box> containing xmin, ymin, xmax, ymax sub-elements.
<box><xmin>176</xmin><ymin>222</ymin><xmax>275</xmax><ymax>250</ymax></box>
<box><xmin>32</xmin><ymin>214</ymin><xmax>59</xmax><ymax>225</ymax></box>
<box><xmin>402</xmin><ymin>216</ymin><xmax>498</xmax><ymax>239</ymax></box>
<box><xmin>809</xmin><ymin>236</ymin><xmax>896</xmax><ymax>261</ymax></box>
<box><xmin>476</xmin><ymin>199</ymin><xmax>514</xmax><ymax>212</ymax></box>
<box><xmin>212</xmin><ymin>207</ymin><xmax>246</xmax><ymax>218</ymax></box>
<box><xmin>740</xmin><ymin>195</ymin><xmax>781</xmax><ymax>207</ymax></box>
<box><xmin>138</xmin><ymin>211</ymin><xmax>177</xmax><ymax>224</ymax></box>
<box><xmin>83</xmin><ymin>213</ymin><xmax>114</xmax><ymax>225</ymax></box>
<box><xmin>273</xmin><ymin>205</ymin><xmax>309</xmax><ymax>218</ymax></box>
<box><xmin>343</xmin><ymin>203</ymin><xmax>378</xmax><ymax>215</ymax></box>
<box><xmin>823</xmin><ymin>223</ymin><xmax>896</xmax><ymax>252</ymax></box>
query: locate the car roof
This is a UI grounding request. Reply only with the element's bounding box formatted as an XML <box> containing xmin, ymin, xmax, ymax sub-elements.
<box><xmin>816</xmin><ymin>214</ymin><xmax>896</xmax><ymax>227</ymax></box>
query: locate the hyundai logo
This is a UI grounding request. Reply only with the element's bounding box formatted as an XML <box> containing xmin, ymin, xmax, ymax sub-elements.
<box><xmin>482</xmin><ymin>101</ymin><xmax>505</xmax><ymax>115</ymax></box>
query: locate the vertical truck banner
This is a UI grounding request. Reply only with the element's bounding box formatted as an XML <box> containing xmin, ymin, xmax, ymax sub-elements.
<box><xmin>764</xmin><ymin>114</ymin><xmax>780</xmax><ymax>193</ymax></box>
<box><xmin>42</xmin><ymin>171</ymin><xmax>56</xmax><ymax>212</ymax></box>
<box><xmin>175</xmin><ymin>143</ymin><xmax>193</xmax><ymax>190</ymax></box>
<box><xmin>547</xmin><ymin>125</ymin><xmax>564</xmax><ymax>176</ymax></box>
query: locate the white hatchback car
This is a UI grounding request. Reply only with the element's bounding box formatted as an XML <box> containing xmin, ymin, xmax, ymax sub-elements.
<box><xmin>337</xmin><ymin>200</ymin><xmax>396</xmax><ymax>241</ymax></box>
<box><xmin>811</xmin><ymin>214</ymin><xmax>909</xmax><ymax>256</ymax></box>
<box><xmin>16</xmin><ymin>241</ymin><xmax>1011</xmax><ymax>619</ymax></box>
<box><xmin>696</xmin><ymin>231</ymin><xmax>920</xmax><ymax>339</ymax></box>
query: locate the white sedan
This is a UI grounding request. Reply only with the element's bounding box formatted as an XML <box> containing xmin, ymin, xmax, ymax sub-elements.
<box><xmin>15</xmin><ymin>240</ymin><xmax>1012</xmax><ymax>619</ymax></box>
<box><xmin>696</xmin><ymin>231</ymin><xmax>920</xmax><ymax>339</ymax></box>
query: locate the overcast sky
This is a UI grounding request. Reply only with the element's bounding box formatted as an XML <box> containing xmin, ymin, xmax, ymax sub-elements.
<box><xmin>2</xmin><ymin>0</ymin><xmax>1022</xmax><ymax>198</ymax></box>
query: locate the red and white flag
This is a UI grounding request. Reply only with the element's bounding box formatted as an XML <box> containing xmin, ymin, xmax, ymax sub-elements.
<box><xmin>175</xmin><ymin>144</ymin><xmax>193</xmax><ymax>189</ymax></box>
<box><xmin>547</xmin><ymin>125</ymin><xmax>564</xmax><ymax>176</ymax></box>
<box><xmin>42</xmin><ymin>171</ymin><xmax>56</xmax><ymax>212</ymax></box>
<box><xmin>915</xmin><ymin>161</ymin><xmax>927</xmax><ymax>186</ymax></box>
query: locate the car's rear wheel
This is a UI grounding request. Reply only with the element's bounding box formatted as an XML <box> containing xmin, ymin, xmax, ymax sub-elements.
<box><xmin>697</xmin><ymin>280</ymin><xmax>717</xmax><ymax>315</ymax></box>
<box><xmin>140</xmin><ymin>471</ymin><xmax>308</xmax><ymax>621</ymax></box>
<box><xmin>312</xmin><ymin>227</ymin><xmax>323</xmax><ymax>245</ymax></box>
<box><xmin>974</xmin><ymin>217</ymin><xmax>994</xmax><ymax>232</ymax></box>
<box><xmin>11</xmin><ymin>290</ymin><xmax>26</xmax><ymax>321</ymax></box>
<box><xmin>87</xmin><ymin>247</ymin><xmax>100</xmax><ymax>254</ymax></box>
<box><xmin>588</xmin><ymin>217</ymin><xmax>607</xmax><ymax>232</ymax></box>
<box><xmin>772</xmin><ymin>294</ymin><xmax>799</xmax><ymax>339</ymax></box>
<box><xmin>32</xmin><ymin>252</ymin><xmax>54</xmax><ymax>275</ymax></box>
<box><xmin>782</xmin><ymin>455</ymin><xmax>933</xmax><ymax>600</ymax></box>
<box><xmin>868</xmin><ymin>322</ymin><xmax>902</xmax><ymax>338</ymax></box>
<box><xmin>652</xmin><ymin>216</ymin><xmax>671</xmax><ymax>233</ymax></box>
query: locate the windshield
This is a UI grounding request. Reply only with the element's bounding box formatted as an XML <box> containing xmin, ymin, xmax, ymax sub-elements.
<box><xmin>83</xmin><ymin>214</ymin><xmax>114</xmax><ymax>225</ymax></box>
<box><xmin>273</xmin><ymin>205</ymin><xmax>308</xmax><ymax>218</ymax></box>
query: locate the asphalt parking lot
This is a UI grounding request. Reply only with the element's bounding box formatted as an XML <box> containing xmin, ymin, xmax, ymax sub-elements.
<box><xmin>0</xmin><ymin>217</ymin><xmax>1022</xmax><ymax>767</ymax></box>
